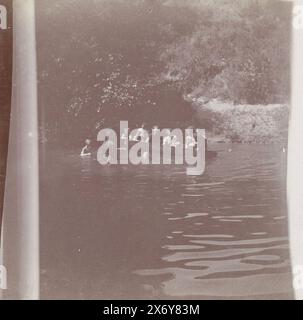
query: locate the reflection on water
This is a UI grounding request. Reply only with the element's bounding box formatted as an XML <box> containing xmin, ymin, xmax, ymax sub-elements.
<box><xmin>40</xmin><ymin>144</ymin><xmax>293</xmax><ymax>299</ymax></box>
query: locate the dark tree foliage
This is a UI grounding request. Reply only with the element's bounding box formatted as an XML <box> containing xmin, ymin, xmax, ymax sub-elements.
<box><xmin>36</xmin><ymin>0</ymin><xmax>291</xmax><ymax>144</ymax></box>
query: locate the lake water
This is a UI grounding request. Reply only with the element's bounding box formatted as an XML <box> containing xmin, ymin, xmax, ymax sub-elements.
<box><xmin>40</xmin><ymin>143</ymin><xmax>293</xmax><ymax>299</ymax></box>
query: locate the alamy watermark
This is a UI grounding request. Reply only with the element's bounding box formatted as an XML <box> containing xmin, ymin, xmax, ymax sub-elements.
<box><xmin>0</xmin><ymin>265</ymin><xmax>7</xmax><ymax>290</ymax></box>
<box><xmin>0</xmin><ymin>5</ymin><xmax>7</xmax><ymax>30</ymax></box>
<box><xmin>293</xmin><ymin>5</ymin><xmax>303</xmax><ymax>30</ymax></box>
<box><xmin>293</xmin><ymin>265</ymin><xmax>303</xmax><ymax>291</ymax></box>
<box><xmin>82</xmin><ymin>121</ymin><xmax>207</xmax><ymax>175</ymax></box>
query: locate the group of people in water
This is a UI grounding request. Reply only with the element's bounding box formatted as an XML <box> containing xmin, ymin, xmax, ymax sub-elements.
<box><xmin>80</xmin><ymin>124</ymin><xmax>204</xmax><ymax>157</ymax></box>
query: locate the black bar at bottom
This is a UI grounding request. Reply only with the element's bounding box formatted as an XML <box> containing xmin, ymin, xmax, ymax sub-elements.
<box><xmin>0</xmin><ymin>300</ymin><xmax>295</xmax><ymax>319</ymax></box>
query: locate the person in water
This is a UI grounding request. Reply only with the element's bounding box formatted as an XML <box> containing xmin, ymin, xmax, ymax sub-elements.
<box><xmin>80</xmin><ymin>139</ymin><xmax>92</xmax><ymax>156</ymax></box>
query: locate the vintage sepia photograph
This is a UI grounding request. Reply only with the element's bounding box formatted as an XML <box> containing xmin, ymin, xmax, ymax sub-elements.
<box><xmin>1</xmin><ymin>0</ymin><xmax>303</xmax><ymax>303</ymax></box>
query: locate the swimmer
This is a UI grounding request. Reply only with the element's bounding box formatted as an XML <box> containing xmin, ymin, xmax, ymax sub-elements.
<box><xmin>80</xmin><ymin>139</ymin><xmax>92</xmax><ymax>157</ymax></box>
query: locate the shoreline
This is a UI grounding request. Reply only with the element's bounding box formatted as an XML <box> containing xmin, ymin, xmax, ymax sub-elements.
<box><xmin>190</xmin><ymin>98</ymin><xmax>289</xmax><ymax>144</ymax></box>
